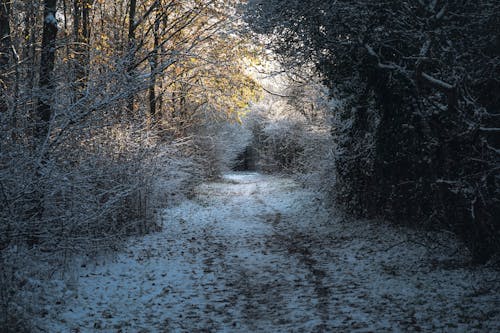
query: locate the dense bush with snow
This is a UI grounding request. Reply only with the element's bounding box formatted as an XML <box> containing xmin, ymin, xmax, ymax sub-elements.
<box><xmin>240</xmin><ymin>66</ymin><xmax>336</xmax><ymax>186</ymax></box>
<box><xmin>0</xmin><ymin>0</ymin><xmax>260</xmax><ymax>328</ymax></box>
<box><xmin>0</xmin><ymin>108</ymin><xmax>212</xmax><ymax>331</ymax></box>
<box><xmin>246</xmin><ymin>0</ymin><xmax>500</xmax><ymax>262</ymax></box>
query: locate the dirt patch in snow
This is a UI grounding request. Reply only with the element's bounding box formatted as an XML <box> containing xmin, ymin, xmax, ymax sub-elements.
<box><xmin>37</xmin><ymin>172</ymin><xmax>499</xmax><ymax>332</ymax></box>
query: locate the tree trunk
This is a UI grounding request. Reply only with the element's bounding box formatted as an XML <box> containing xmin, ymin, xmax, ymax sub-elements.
<box><xmin>127</xmin><ymin>0</ymin><xmax>137</xmax><ymax>115</ymax></box>
<box><xmin>73</xmin><ymin>0</ymin><xmax>91</xmax><ymax>97</ymax></box>
<box><xmin>23</xmin><ymin>0</ymin><xmax>38</xmax><ymax>94</ymax></box>
<box><xmin>149</xmin><ymin>6</ymin><xmax>160</xmax><ymax>119</ymax></box>
<box><xmin>0</xmin><ymin>0</ymin><xmax>12</xmax><ymax>114</ymax></box>
<box><xmin>37</xmin><ymin>0</ymin><xmax>58</xmax><ymax>140</ymax></box>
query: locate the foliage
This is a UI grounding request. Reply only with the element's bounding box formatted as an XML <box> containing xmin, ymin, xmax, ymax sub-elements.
<box><xmin>246</xmin><ymin>0</ymin><xmax>500</xmax><ymax>261</ymax></box>
<box><xmin>0</xmin><ymin>0</ymin><xmax>257</xmax><ymax>329</ymax></box>
<box><xmin>243</xmin><ymin>64</ymin><xmax>334</xmax><ymax>176</ymax></box>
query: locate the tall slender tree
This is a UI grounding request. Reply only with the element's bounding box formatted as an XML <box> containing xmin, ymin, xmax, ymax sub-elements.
<box><xmin>126</xmin><ymin>0</ymin><xmax>137</xmax><ymax>114</ymax></box>
<box><xmin>37</xmin><ymin>0</ymin><xmax>58</xmax><ymax>140</ymax></box>
<box><xmin>149</xmin><ymin>4</ymin><xmax>160</xmax><ymax>118</ymax></box>
<box><xmin>73</xmin><ymin>0</ymin><xmax>92</xmax><ymax>96</ymax></box>
<box><xmin>0</xmin><ymin>0</ymin><xmax>12</xmax><ymax>114</ymax></box>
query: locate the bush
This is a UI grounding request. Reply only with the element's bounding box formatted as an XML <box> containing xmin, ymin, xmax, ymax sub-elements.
<box><xmin>246</xmin><ymin>0</ymin><xmax>500</xmax><ymax>262</ymax></box>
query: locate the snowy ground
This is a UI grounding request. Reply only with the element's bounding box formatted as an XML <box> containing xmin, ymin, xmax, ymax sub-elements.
<box><xmin>38</xmin><ymin>172</ymin><xmax>499</xmax><ymax>332</ymax></box>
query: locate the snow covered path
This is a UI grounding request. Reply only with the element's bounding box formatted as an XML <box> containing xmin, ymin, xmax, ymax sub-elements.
<box><xmin>42</xmin><ymin>172</ymin><xmax>499</xmax><ymax>332</ymax></box>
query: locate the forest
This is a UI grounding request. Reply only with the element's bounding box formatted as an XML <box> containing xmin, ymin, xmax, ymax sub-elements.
<box><xmin>1</xmin><ymin>0</ymin><xmax>499</xmax><ymax>331</ymax></box>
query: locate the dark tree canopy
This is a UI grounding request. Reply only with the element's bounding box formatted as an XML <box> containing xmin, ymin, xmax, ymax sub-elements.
<box><xmin>246</xmin><ymin>0</ymin><xmax>500</xmax><ymax>261</ymax></box>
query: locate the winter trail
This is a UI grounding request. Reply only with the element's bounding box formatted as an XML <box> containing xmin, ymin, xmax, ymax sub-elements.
<box><xmin>44</xmin><ymin>172</ymin><xmax>499</xmax><ymax>332</ymax></box>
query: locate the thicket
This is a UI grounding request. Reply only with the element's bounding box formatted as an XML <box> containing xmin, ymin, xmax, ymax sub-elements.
<box><xmin>0</xmin><ymin>0</ymin><xmax>258</xmax><ymax>330</ymax></box>
<box><xmin>242</xmin><ymin>69</ymin><xmax>335</xmax><ymax>184</ymax></box>
<box><xmin>246</xmin><ymin>0</ymin><xmax>500</xmax><ymax>262</ymax></box>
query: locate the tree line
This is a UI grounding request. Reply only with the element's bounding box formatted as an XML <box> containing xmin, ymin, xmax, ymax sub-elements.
<box><xmin>1</xmin><ymin>1</ymin><xmax>258</xmax><ymax>329</ymax></box>
<box><xmin>0</xmin><ymin>0</ymin><xmax>259</xmax><ymax>249</ymax></box>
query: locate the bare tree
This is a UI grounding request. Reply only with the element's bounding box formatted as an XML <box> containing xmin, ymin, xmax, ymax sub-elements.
<box><xmin>149</xmin><ymin>3</ymin><xmax>160</xmax><ymax>118</ymax></box>
<box><xmin>73</xmin><ymin>0</ymin><xmax>92</xmax><ymax>96</ymax></box>
<box><xmin>36</xmin><ymin>0</ymin><xmax>58</xmax><ymax>140</ymax></box>
<box><xmin>0</xmin><ymin>0</ymin><xmax>12</xmax><ymax>114</ymax></box>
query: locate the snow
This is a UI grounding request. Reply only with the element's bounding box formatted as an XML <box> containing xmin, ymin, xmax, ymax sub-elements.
<box><xmin>35</xmin><ymin>172</ymin><xmax>499</xmax><ymax>332</ymax></box>
<box><xmin>421</xmin><ymin>72</ymin><xmax>454</xmax><ymax>90</ymax></box>
<box><xmin>44</xmin><ymin>13</ymin><xmax>58</xmax><ymax>26</ymax></box>
<box><xmin>480</xmin><ymin>127</ymin><xmax>500</xmax><ymax>132</ymax></box>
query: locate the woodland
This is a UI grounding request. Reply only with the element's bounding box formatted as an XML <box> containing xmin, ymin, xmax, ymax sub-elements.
<box><xmin>0</xmin><ymin>0</ymin><xmax>499</xmax><ymax>331</ymax></box>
